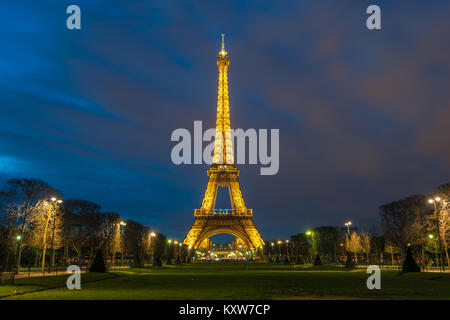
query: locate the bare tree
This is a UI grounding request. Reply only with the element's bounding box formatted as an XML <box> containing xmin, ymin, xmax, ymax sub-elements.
<box><xmin>1</xmin><ymin>178</ymin><xmax>58</xmax><ymax>273</ymax></box>
<box><xmin>384</xmin><ymin>239</ymin><xmax>400</xmax><ymax>265</ymax></box>
<box><xmin>61</xmin><ymin>200</ymin><xmax>101</xmax><ymax>264</ymax></box>
<box><xmin>0</xmin><ymin>203</ymin><xmax>22</xmax><ymax>270</ymax></box>
<box><xmin>28</xmin><ymin>201</ymin><xmax>63</xmax><ymax>271</ymax></box>
<box><xmin>380</xmin><ymin>195</ymin><xmax>427</xmax><ymax>259</ymax></box>
<box><xmin>434</xmin><ymin>183</ymin><xmax>450</xmax><ymax>267</ymax></box>
<box><xmin>28</xmin><ymin>201</ymin><xmax>53</xmax><ymax>271</ymax></box>
<box><xmin>345</xmin><ymin>232</ymin><xmax>362</xmax><ymax>265</ymax></box>
<box><xmin>100</xmin><ymin>212</ymin><xmax>120</xmax><ymax>265</ymax></box>
<box><xmin>110</xmin><ymin>222</ymin><xmax>122</xmax><ymax>265</ymax></box>
<box><xmin>432</xmin><ymin>200</ymin><xmax>450</xmax><ymax>267</ymax></box>
<box><xmin>124</xmin><ymin>220</ymin><xmax>147</xmax><ymax>267</ymax></box>
<box><xmin>360</xmin><ymin>233</ymin><xmax>371</xmax><ymax>264</ymax></box>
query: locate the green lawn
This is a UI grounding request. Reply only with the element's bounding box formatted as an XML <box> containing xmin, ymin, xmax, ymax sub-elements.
<box><xmin>1</xmin><ymin>263</ymin><xmax>449</xmax><ymax>300</ymax></box>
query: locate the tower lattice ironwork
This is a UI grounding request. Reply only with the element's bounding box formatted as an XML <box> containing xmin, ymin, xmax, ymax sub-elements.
<box><xmin>183</xmin><ymin>35</ymin><xmax>264</xmax><ymax>250</ymax></box>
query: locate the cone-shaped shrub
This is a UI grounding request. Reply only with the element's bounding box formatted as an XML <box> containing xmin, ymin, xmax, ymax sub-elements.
<box><xmin>90</xmin><ymin>249</ymin><xmax>107</xmax><ymax>273</ymax></box>
<box><xmin>153</xmin><ymin>254</ymin><xmax>162</xmax><ymax>266</ymax></box>
<box><xmin>345</xmin><ymin>253</ymin><xmax>355</xmax><ymax>268</ymax></box>
<box><xmin>402</xmin><ymin>247</ymin><xmax>420</xmax><ymax>273</ymax></box>
<box><xmin>313</xmin><ymin>253</ymin><xmax>322</xmax><ymax>266</ymax></box>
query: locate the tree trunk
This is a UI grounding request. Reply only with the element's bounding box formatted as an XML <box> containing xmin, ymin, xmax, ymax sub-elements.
<box><xmin>41</xmin><ymin>213</ymin><xmax>51</xmax><ymax>272</ymax></box>
<box><xmin>63</xmin><ymin>239</ymin><xmax>67</xmax><ymax>267</ymax></box>
<box><xmin>34</xmin><ymin>248</ymin><xmax>39</xmax><ymax>267</ymax></box>
<box><xmin>421</xmin><ymin>237</ymin><xmax>426</xmax><ymax>269</ymax></box>
<box><xmin>16</xmin><ymin>198</ymin><xmax>31</xmax><ymax>273</ymax></box>
<box><xmin>5</xmin><ymin>250</ymin><xmax>11</xmax><ymax>271</ymax></box>
<box><xmin>105</xmin><ymin>234</ymin><xmax>110</xmax><ymax>266</ymax></box>
<box><xmin>444</xmin><ymin>242</ymin><xmax>450</xmax><ymax>268</ymax></box>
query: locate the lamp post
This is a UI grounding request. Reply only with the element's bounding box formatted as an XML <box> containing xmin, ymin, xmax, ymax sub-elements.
<box><xmin>119</xmin><ymin>221</ymin><xmax>126</xmax><ymax>265</ymax></box>
<box><xmin>277</xmin><ymin>240</ymin><xmax>282</xmax><ymax>259</ymax></box>
<box><xmin>15</xmin><ymin>235</ymin><xmax>21</xmax><ymax>269</ymax></box>
<box><xmin>305</xmin><ymin>231</ymin><xmax>313</xmax><ymax>262</ymax></box>
<box><xmin>428</xmin><ymin>198</ymin><xmax>445</xmax><ymax>271</ymax></box>
<box><xmin>428</xmin><ymin>234</ymin><xmax>439</xmax><ymax>269</ymax></box>
<box><xmin>344</xmin><ymin>221</ymin><xmax>352</xmax><ymax>236</ymax></box>
<box><xmin>149</xmin><ymin>232</ymin><xmax>156</xmax><ymax>264</ymax></box>
<box><xmin>270</xmin><ymin>242</ymin><xmax>274</xmax><ymax>260</ymax></box>
<box><xmin>50</xmin><ymin>197</ymin><xmax>63</xmax><ymax>270</ymax></box>
<box><xmin>285</xmin><ymin>240</ymin><xmax>289</xmax><ymax>260</ymax></box>
<box><xmin>174</xmin><ymin>240</ymin><xmax>179</xmax><ymax>260</ymax></box>
<box><xmin>167</xmin><ymin>239</ymin><xmax>172</xmax><ymax>262</ymax></box>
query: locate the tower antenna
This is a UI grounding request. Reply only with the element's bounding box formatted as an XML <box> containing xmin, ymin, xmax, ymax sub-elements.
<box><xmin>221</xmin><ymin>33</ymin><xmax>225</xmax><ymax>51</ymax></box>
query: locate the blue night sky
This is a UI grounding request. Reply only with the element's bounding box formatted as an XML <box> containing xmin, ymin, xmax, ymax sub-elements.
<box><xmin>1</xmin><ymin>1</ymin><xmax>449</xmax><ymax>241</ymax></box>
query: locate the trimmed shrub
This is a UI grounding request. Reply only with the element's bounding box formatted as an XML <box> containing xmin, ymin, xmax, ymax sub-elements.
<box><xmin>153</xmin><ymin>254</ymin><xmax>162</xmax><ymax>267</ymax></box>
<box><xmin>90</xmin><ymin>250</ymin><xmax>107</xmax><ymax>273</ymax></box>
<box><xmin>314</xmin><ymin>253</ymin><xmax>322</xmax><ymax>266</ymax></box>
<box><xmin>345</xmin><ymin>253</ymin><xmax>355</xmax><ymax>268</ymax></box>
<box><xmin>402</xmin><ymin>247</ymin><xmax>420</xmax><ymax>273</ymax></box>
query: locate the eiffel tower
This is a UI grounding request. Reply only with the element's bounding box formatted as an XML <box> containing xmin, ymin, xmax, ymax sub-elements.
<box><xmin>183</xmin><ymin>34</ymin><xmax>264</xmax><ymax>250</ymax></box>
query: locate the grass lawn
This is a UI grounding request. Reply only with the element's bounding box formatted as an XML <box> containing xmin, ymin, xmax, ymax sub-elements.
<box><xmin>1</xmin><ymin>263</ymin><xmax>449</xmax><ymax>300</ymax></box>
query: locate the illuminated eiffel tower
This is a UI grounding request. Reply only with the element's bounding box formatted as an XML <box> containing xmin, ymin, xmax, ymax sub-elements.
<box><xmin>183</xmin><ymin>34</ymin><xmax>264</xmax><ymax>250</ymax></box>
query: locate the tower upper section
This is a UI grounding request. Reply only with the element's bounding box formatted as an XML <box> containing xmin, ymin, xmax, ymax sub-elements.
<box><xmin>212</xmin><ymin>34</ymin><xmax>234</xmax><ymax>165</ymax></box>
<box><xmin>217</xmin><ymin>33</ymin><xmax>229</xmax><ymax>65</ymax></box>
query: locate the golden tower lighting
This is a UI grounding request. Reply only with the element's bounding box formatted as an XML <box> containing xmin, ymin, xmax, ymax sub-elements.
<box><xmin>183</xmin><ymin>34</ymin><xmax>264</xmax><ymax>250</ymax></box>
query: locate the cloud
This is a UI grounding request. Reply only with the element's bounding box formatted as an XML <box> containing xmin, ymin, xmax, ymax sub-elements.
<box><xmin>1</xmin><ymin>0</ymin><xmax>449</xmax><ymax>239</ymax></box>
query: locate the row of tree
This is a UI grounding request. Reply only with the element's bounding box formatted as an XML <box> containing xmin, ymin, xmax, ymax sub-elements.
<box><xmin>284</xmin><ymin>182</ymin><xmax>449</xmax><ymax>267</ymax></box>
<box><xmin>0</xmin><ymin>178</ymin><xmax>166</xmax><ymax>272</ymax></box>
<box><xmin>380</xmin><ymin>182</ymin><xmax>449</xmax><ymax>268</ymax></box>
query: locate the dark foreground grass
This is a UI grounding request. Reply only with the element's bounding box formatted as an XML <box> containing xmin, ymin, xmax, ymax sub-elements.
<box><xmin>1</xmin><ymin>263</ymin><xmax>449</xmax><ymax>300</ymax></box>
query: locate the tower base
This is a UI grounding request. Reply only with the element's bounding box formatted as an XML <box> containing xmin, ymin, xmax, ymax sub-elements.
<box><xmin>183</xmin><ymin>214</ymin><xmax>264</xmax><ymax>250</ymax></box>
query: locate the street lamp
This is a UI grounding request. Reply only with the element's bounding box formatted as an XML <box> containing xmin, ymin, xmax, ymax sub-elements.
<box><xmin>428</xmin><ymin>234</ymin><xmax>439</xmax><ymax>269</ymax></box>
<box><xmin>428</xmin><ymin>197</ymin><xmax>445</xmax><ymax>271</ymax></box>
<box><xmin>14</xmin><ymin>235</ymin><xmax>21</xmax><ymax>268</ymax></box>
<box><xmin>269</xmin><ymin>242</ymin><xmax>274</xmax><ymax>260</ymax></box>
<box><xmin>277</xmin><ymin>240</ymin><xmax>282</xmax><ymax>257</ymax></box>
<box><xmin>285</xmin><ymin>240</ymin><xmax>289</xmax><ymax>259</ymax></box>
<box><xmin>344</xmin><ymin>221</ymin><xmax>352</xmax><ymax>235</ymax></box>
<box><xmin>148</xmin><ymin>232</ymin><xmax>156</xmax><ymax>264</ymax></box>
<box><xmin>50</xmin><ymin>197</ymin><xmax>63</xmax><ymax>269</ymax></box>
<box><xmin>305</xmin><ymin>231</ymin><xmax>314</xmax><ymax>262</ymax></box>
<box><xmin>119</xmin><ymin>221</ymin><xmax>127</xmax><ymax>265</ymax></box>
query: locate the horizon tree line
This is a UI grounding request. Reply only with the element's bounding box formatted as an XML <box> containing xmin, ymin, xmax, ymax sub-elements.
<box><xmin>270</xmin><ymin>182</ymin><xmax>449</xmax><ymax>268</ymax></box>
<box><xmin>0</xmin><ymin>177</ymin><xmax>166</xmax><ymax>273</ymax></box>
